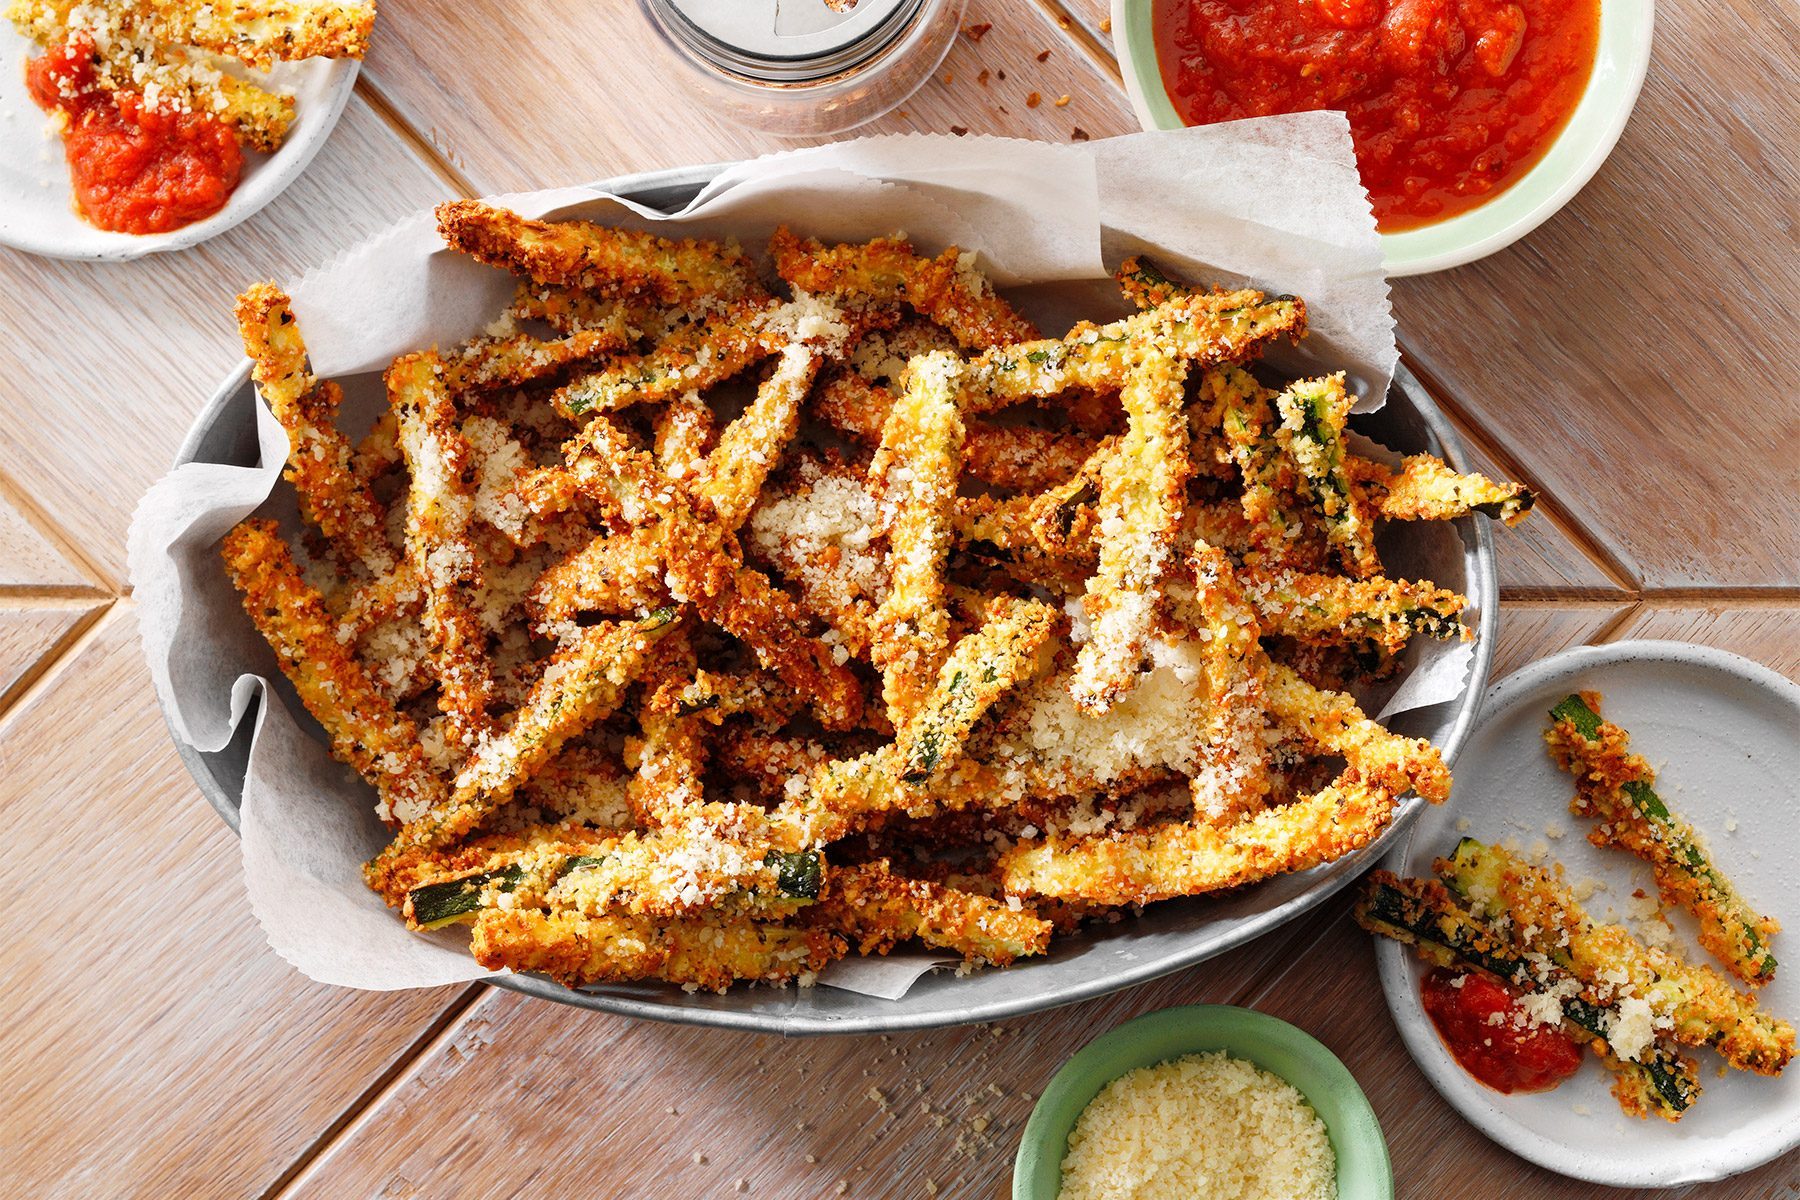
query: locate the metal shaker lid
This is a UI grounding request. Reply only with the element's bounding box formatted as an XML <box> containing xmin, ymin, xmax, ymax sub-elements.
<box><xmin>656</xmin><ymin>0</ymin><xmax>925</xmax><ymax>81</ymax></box>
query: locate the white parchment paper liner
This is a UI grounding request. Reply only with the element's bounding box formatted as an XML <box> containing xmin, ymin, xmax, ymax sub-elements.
<box><xmin>129</xmin><ymin>115</ymin><xmax>1454</xmax><ymax>996</ymax></box>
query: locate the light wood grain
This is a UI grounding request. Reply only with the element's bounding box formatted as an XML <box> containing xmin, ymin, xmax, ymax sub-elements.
<box><xmin>0</xmin><ymin>483</ymin><xmax>97</xmax><ymax>590</ymax></box>
<box><xmin>281</xmin><ymin>912</ymin><xmax>1334</xmax><ymax>1200</ymax></box>
<box><xmin>0</xmin><ymin>100</ymin><xmax>452</xmax><ymax>590</ymax></box>
<box><xmin>0</xmin><ymin>599</ymin><xmax>107</xmax><ymax>712</ymax></box>
<box><xmin>0</xmin><ymin>604</ymin><xmax>476</xmax><ymax>1200</ymax></box>
<box><xmin>1605</xmin><ymin>602</ymin><xmax>1800</xmax><ymax>683</ymax></box>
<box><xmin>1488</xmin><ymin>600</ymin><xmax>1635</xmax><ymax>681</ymax></box>
<box><xmin>360</xmin><ymin>0</ymin><xmax>1139</xmax><ymax>194</ymax></box>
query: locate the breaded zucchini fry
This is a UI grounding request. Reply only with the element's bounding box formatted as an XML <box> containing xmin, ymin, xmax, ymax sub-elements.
<box><xmin>960</xmin><ymin>289</ymin><xmax>1306</xmax><ymax>415</ymax></box>
<box><xmin>1265</xmin><ymin>662</ymin><xmax>1450</xmax><ymax>803</ymax></box>
<box><xmin>221</xmin><ymin>520</ymin><xmax>446</xmax><ymax>826</ymax></box>
<box><xmin>1186</xmin><ymin>545</ymin><xmax>1270</xmax><ymax>822</ymax></box>
<box><xmin>551</xmin><ymin>298</ymin><xmax>777</xmax><ymax>417</ymax></box>
<box><xmin>817</xmin><ymin>861</ymin><xmax>1052</xmax><ymax>964</ymax></box>
<box><xmin>90</xmin><ymin>0</ymin><xmax>375</xmax><ymax>70</ymax></box>
<box><xmin>1274</xmin><ymin>375</ymin><xmax>1380</xmax><ymax>578</ymax></box>
<box><xmin>1547</xmin><ymin>692</ymin><xmax>1779</xmax><ymax>984</ymax></box>
<box><xmin>653</xmin><ymin>389</ymin><xmax>716</xmax><ymax>479</ymax></box>
<box><xmin>771</xmin><ymin>227</ymin><xmax>1037</xmax><ymax>349</ymax></box>
<box><xmin>548</xmin><ymin>824</ymin><xmax>820</xmax><ymax>920</ymax></box>
<box><xmin>624</xmin><ymin>632</ymin><xmax>708</xmax><ymax>827</ymax></box>
<box><xmin>1350</xmin><ymin>452</ymin><xmax>1535</xmax><ymax>525</ymax></box>
<box><xmin>869</xmin><ymin>350</ymin><xmax>966</xmax><ymax>725</ymax></box>
<box><xmin>1355</xmin><ymin>872</ymin><xmax>1702</xmax><ymax>1121</ymax></box>
<box><xmin>437</xmin><ymin>200</ymin><xmax>760</xmax><ymax>303</ymax></box>
<box><xmin>1070</xmin><ymin>347</ymin><xmax>1190</xmax><ymax>713</ymax></box>
<box><xmin>443</xmin><ymin>325</ymin><xmax>634</xmax><ymax>394</ymax></box>
<box><xmin>999</xmin><ymin>772</ymin><xmax>1394</xmax><ymax>905</ymax></box>
<box><xmin>235</xmin><ymin>283</ymin><xmax>395</xmax><ymax>574</ymax></box>
<box><xmin>1441</xmin><ymin>839</ymin><xmax>1794</xmax><ymax>1075</ymax></box>
<box><xmin>693</xmin><ymin>563</ymin><xmax>867</xmax><ymax>733</ymax></box>
<box><xmin>1240</xmin><ymin>568</ymin><xmax>1466</xmax><ymax>653</ymax></box>
<box><xmin>389</xmin><ymin>351</ymin><xmax>496</xmax><ymax>745</ymax></box>
<box><xmin>895</xmin><ymin>596</ymin><xmax>1058</xmax><ymax>783</ymax></box>
<box><xmin>696</xmin><ymin>345</ymin><xmax>819</xmax><ymax>529</ymax></box>
<box><xmin>369</xmin><ymin>608</ymin><xmax>679</xmax><ymax>877</ymax></box>
<box><xmin>471</xmin><ymin>908</ymin><xmax>845</xmax><ymax>992</ymax></box>
<box><xmin>528</xmin><ymin>526</ymin><xmax>668</xmax><ymax>625</ymax></box>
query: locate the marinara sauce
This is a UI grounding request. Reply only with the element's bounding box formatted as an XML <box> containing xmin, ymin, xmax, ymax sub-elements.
<box><xmin>1421</xmin><ymin>967</ymin><xmax>1583</xmax><ymax>1094</ymax></box>
<box><xmin>1152</xmin><ymin>0</ymin><xmax>1601</xmax><ymax>230</ymax></box>
<box><xmin>25</xmin><ymin>37</ymin><xmax>242</xmax><ymax>235</ymax></box>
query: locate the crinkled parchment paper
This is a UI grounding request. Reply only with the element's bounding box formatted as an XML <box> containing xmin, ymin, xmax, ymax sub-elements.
<box><xmin>129</xmin><ymin>115</ymin><xmax>1464</xmax><ymax>997</ymax></box>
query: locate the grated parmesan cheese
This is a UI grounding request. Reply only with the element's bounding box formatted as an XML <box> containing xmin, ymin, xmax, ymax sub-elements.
<box><xmin>1057</xmin><ymin>1051</ymin><xmax>1335</xmax><ymax>1200</ymax></box>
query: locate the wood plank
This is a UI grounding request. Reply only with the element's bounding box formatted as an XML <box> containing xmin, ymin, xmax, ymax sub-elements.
<box><xmin>1488</xmin><ymin>600</ymin><xmax>1635</xmax><ymax>682</ymax></box>
<box><xmin>278</xmin><ymin>913</ymin><xmax>1330</xmax><ymax>1199</ymax></box>
<box><xmin>0</xmin><ymin>603</ymin><xmax>474</xmax><ymax>1199</ymax></box>
<box><xmin>0</xmin><ymin>100</ymin><xmax>452</xmax><ymax>591</ymax></box>
<box><xmin>1054</xmin><ymin>0</ymin><xmax>1114</xmax><ymax>53</ymax></box>
<box><xmin>1605</xmin><ymin>602</ymin><xmax>1800</xmax><ymax>683</ymax></box>
<box><xmin>0</xmin><ymin>600</ymin><xmax>107</xmax><ymax>712</ymax></box>
<box><xmin>360</xmin><ymin>0</ymin><xmax>1139</xmax><ymax>194</ymax></box>
<box><xmin>0</xmin><ymin>481</ymin><xmax>97</xmax><ymax>590</ymax></box>
<box><xmin>1390</xmin><ymin>0</ymin><xmax>1800</xmax><ymax>589</ymax></box>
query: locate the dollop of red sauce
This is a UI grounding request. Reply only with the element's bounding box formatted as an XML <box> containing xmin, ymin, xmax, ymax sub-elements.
<box><xmin>25</xmin><ymin>37</ymin><xmax>242</xmax><ymax>235</ymax></box>
<box><xmin>1152</xmin><ymin>0</ymin><xmax>1601</xmax><ymax>230</ymax></box>
<box><xmin>1421</xmin><ymin>967</ymin><xmax>1583</xmax><ymax>1094</ymax></box>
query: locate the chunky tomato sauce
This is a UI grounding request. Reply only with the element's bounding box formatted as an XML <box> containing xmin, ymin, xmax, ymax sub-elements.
<box><xmin>1152</xmin><ymin>0</ymin><xmax>1601</xmax><ymax>230</ymax></box>
<box><xmin>1421</xmin><ymin>967</ymin><xmax>1583</xmax><ymax>1094</ymax></box>
<box><xmin>26</xmin><ymin>38</ymin><xmax>241</xmax><ymax>235</ymax></box>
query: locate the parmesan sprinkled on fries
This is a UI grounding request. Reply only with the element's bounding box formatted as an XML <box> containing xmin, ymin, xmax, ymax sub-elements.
<box><xmin>222</xmin><ymin>203</ymin><xmax>1534</xmax><ymax>991</ymax></box>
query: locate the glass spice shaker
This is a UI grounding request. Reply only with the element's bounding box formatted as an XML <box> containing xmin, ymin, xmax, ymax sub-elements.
<box><xmin>637</xmin><ymin>0</ymin><xmax>967</xmax><ymax>136</ymax></box>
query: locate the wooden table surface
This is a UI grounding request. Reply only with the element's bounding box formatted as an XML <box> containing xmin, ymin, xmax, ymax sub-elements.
<box><xmin>2</xmin><ymin>2</ymin><xmax>1795</xmax><ymax>1197</ymax></box>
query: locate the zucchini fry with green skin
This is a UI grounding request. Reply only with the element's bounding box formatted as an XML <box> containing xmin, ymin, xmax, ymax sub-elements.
<box><xmin>1070</xmin><ymin>348</ymin><xmax>1190</xmax><ymax>714</ymax></box>
<box><xmin>368</xmin><ymin>608</ymin><xmax>680</xmax><ymax>883</ymax></box>
<box><xmin>221</xmin><ymin>520</ymin><xmax>446</xmax><ymax>827</ymax></box>
<box><xmin>507</xmin><ymin>282</ymin><xmax>655</xmax><ymax>336</ymax></box>
<box><xmin>234</xmin><ymin>284</ymin><xmax>395</xmax><ymax>574</ymax></box>
<box><xmin>625</xmin><ymin>631</ymin><xmax>709</xmax><ymax>827</ymax></box>
<box><xmin>1440</xmin><ymin>839</ymin><xmax>1795</xmax><ymax>1075</ymax></box>
<box><xmin>1547</xmin><ymin>692</ymin><xmax>1778</xmax><ymax>985</ymax></box>
<box><xmin>998</xmin><ymin>771</ymin><xmax>1394</xmax><ymax>905</ymax></box>
<box><xmin>1355</xmin><ymin>872</ymin><xmax>1702</xmax><ymax>1121</ymax></box>
<box><xmin>817</xmin><ymin>861</ymin><xmax>1053</xmax><ymax>965</ymax></box>
<box><xmin>1348</xmin><ymin>453</ymin><xmax>1535</xmax><ymax>525</ymax></box>
<box><xmin>547</xmin><ymin>823</ymin><xmax>823</xmax><ymax>920</ymax></box>
<box><xmin>442</xmin><ymin>324</ymin><xmax>635</xmax><ymax>394</ymax></box>
<box><xmin>771</xmin><ymin>227</ymin><xmax>1038</xmax><ymax>349</ymax></box>
<box><xmin>389</xmin><ymin>351</ymin><xmax>497</xmax><ymax>745</ymax></box>
<box><xmin>471</xmin><ymin>907</ymin><xmax>846</xmax><ymax>992</ymax></box>
<box><xmin>437</xmin><ymin>200</ymin><xmax>761</xmax><ymax>303</ymax></box>
<box><xmin>960</xmin><ymin>289</ymin><xmax>1306</xmax><ymax>415</ymax></box>
<box><xmin>1265</xmin><ymin>661</ymin><xmax>1451</xmax><ymax>803</ymax></box>
<box><xmin>390</xmin><ymin>824</ymin><xmax>616</xmax><ymax>927</ymax></box>
<box><xmin>1187</xmin><ymin>545</ymin><xmax>1270</xmax><ymax>823</ymax></box>
<box><xmin>895</xmin><ymin>596</ymin><xmax>1058</xmax><ymax>783</ymax></box>
<box><xmin>1207</xmin><ymin>366</ymin><xmax>1315</xmax><ymax>567</ymax></box>
<box><xmin>550</xmin><ymin>298</ymin><xmax>777</xmax><ymax>417</ymax></box>
<box><xmin>1240</xmin><ymin>567</ymin><xmax>1466</xmax><ymax>654</ymax></box>
<box><xmin>671</xmin><ymin>669</ymin><xmax>801</xmax><ymax>725</ymax></box>
<box><xmin>869</xmin><ymin>351</ymin><xmax>966</xmax><ymax>726</ymax></box>
<box><xmin>1114</xmin><ymin>255</ymin><xmax>1184</xmax><ymax>310</ymax></box>
<box><xmin>1274</xmin><ymin>374</ymin><xmax>1381</xmax><ymax>578</ymax></box>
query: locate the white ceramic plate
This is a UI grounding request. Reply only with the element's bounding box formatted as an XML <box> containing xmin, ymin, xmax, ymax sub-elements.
<box><xmin>1375</xmin><ymin>640</ymin><xmax>1800</xmax><ymax>1186</ymax></box>
<box><xmin>0</xmin><ymin>21</ymin><xmax>358</xmax><ymax>261</ymax></box>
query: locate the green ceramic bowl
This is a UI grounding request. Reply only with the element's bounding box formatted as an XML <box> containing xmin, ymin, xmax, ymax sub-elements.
<box><xmin>1013</xmin><ymin>1004</ymin><xmax>1391</xmax><ymax>1200</ymax></box>
<box><xmin>1113</xmin><ymin>0</ymin><xmax>1655</xmax><ymax>276</ymax></box>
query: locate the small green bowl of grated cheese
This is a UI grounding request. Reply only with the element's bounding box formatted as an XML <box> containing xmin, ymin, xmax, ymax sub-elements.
<box><xmin>1014</xmin><ymin>1004</ymin><xmax>1392</xmax><ymax>1200</ymax></box>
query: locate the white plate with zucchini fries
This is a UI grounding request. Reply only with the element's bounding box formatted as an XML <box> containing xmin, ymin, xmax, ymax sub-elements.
<box><xmin>159</xmin><ymin>163</ymin><xmax>1534</xmax><ymax>1034</ymax></box>
<box><xmin>0</xmin><ymin>0</ymin><xmax>369</xmax><ymax>259</ymax></box>
<box><xmin>1368</xmin><ymin>640</ymin><xmax>1800</xmax><ymax>1185</ymax></box>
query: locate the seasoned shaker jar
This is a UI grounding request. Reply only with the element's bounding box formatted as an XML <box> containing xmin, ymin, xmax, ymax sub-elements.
<box><xmin>637</xmin><ymin>0</ymin><xmax>967</xmax><ymax>136</ymax></box>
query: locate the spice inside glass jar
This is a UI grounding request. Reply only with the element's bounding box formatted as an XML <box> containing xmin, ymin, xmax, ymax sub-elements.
<box><xmin>637</xmin><ymin>0</ymin><xmax>967</xmax><ymax>136</ymax></box>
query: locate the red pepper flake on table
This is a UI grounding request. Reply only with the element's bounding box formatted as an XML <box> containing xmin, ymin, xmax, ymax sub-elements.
<box><xmin>1151</xmin><ymin>0</ymin><xmax>1601</xmax><ymax>230</ymax></box>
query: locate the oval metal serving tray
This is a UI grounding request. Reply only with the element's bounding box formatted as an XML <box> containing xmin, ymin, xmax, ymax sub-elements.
<box><xmin>165</xmin><ymin>163</ymin><xmax>1497</xmax><ymax>1035</ymax></box>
